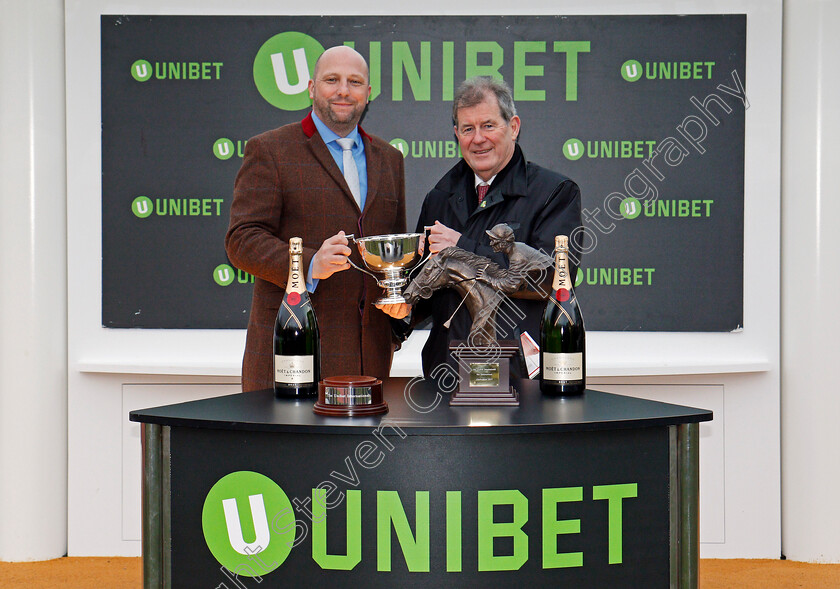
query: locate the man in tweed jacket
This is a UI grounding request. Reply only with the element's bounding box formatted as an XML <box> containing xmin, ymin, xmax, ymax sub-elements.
<box><xmin>226</xmin><ymin>46</ymin><xmax>407</xmax><ymax>392</ymax></box>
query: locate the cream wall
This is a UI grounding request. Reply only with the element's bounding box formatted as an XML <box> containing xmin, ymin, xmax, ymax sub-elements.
<box><xmin>0</xmin><ymin>0</ymin><xmax>67</xmax><ymax>562</ymax></box>
<box><xmin>781</xmin><ymin>0</ymin><xmax>840</xmax><ymax>564</ymax></box>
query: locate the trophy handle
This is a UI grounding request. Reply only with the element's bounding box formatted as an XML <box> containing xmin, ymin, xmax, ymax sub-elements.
<box><xmin>407</xmin><ymin>225</ymin><xmax>436</xmax><ymax>279</ymax></box>
<box><xmin>343</xmin><ymin>234</ymin><xmax>385</xmax><ymax>283</ymax></box>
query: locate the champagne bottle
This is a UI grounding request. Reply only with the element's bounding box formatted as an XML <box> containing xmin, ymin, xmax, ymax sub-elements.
<box><xmin>540</xmin><ymin>235</ymin><xmax>586</xmax><ymax>396</ymax></box>
<box><xmin>274</xmin><ymin>237</ymin><xmax>320</xmax><ymax>397</ymax></box>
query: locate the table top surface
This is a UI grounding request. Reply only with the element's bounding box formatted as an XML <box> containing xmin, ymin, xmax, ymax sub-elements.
<box><xmin>129</xmin><ymin>377</ymin><xmax>712</xmax><ymax>435</ymax></box>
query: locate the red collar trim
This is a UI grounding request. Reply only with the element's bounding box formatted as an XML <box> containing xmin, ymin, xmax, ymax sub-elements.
<box><xmin>301</xmin><ymin>111</ymin><xmax>371</xmax><ymax>142</ymax></box>
<box><xmin>301</xmin><ymin>111</ymin><xmax>317</xmax><ymax>137</ymax></box>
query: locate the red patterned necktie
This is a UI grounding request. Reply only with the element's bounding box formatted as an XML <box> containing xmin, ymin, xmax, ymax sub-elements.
<box><xmin>477</xmin><ymin>183</ymin><xmax>489</xmax><ymax>204</ymax></box>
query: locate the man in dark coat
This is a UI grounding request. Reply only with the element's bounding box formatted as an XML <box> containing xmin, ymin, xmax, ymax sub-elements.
<box><xmin>226</xmin><ymin>46</ymin><xmax>407</xmax><ymax>391</ymax></box>
<box><xmin>413</xmin><ymin>76</ymin><xmax>582</xmax><ymax>378</ymax></box>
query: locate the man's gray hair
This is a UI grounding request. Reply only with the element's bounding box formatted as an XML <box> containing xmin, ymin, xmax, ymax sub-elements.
<box><xmin>452</xmin><ymin>76</ymin><xmax>517</xmax><ymax>126</ymax></box>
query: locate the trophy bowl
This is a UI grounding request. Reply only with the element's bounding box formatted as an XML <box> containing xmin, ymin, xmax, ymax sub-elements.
<box><xmin>346</xmin><ymin>232</ymin><xmax>430</xmax><ymax>305</ymax></box>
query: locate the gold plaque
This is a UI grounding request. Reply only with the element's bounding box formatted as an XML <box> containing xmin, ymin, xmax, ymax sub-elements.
<box><xmin>469</xmin><ymin>362</ymin><xmax>500</xmax><ymax>387</ymax></box>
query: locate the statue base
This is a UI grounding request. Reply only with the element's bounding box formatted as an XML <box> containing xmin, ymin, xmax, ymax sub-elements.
<box><xmin>448</xmin><ymin>340</ymin><xmax>520</xmax><ymax>407</ymax></box>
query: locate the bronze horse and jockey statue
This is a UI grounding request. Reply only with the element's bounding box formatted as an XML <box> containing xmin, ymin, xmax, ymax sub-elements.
<box><xmin>403</xmin><ymin>223</ymin><xmax>554</xmax><ymax>345</ymax></box>
<box><xmin>402</xmin><ymin>224</ymin><xmax>554</xmax><ymax>406</ymax></box>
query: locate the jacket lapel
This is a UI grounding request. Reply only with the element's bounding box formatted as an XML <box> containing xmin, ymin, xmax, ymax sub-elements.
<box><xmin>447</xmin><ymin>183</ymin><xmax>472</xmax><ymax>226</ymax></box>
<box><xmin>301</xmin><ymin>112</ymin><xmax>362</xmax><ymax>212</ymax></box>
<box><xmin>361</xmin><ymin>132</ymin><xmax>380</xmax><ymax>214</ymax></box>
<box><xmin>468</xmin><ymin>145</ymin><xmax>528</xmax><ymax>218</ymax></box>
<box><xmin>436</xmin><ymin>160</ymin><xmax>472</xmax><ymax>226</ymax></box>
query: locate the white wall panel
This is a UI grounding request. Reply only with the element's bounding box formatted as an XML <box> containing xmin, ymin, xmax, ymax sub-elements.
<box><xmin>0</xmin><ymin>0</ymin><xmax>67</xmax><ymax>562</ymax></box>
<box><xmin>781</xmin><ymin>0</ymin><xmax>840</xmax><ymax>563</ymax></box>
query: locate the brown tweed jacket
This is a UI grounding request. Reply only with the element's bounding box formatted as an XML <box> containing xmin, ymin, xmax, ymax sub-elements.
<box><xmin>226</xmin><ymin>113</ymin><xmax>406</xmax><ymax>392</ymax></box>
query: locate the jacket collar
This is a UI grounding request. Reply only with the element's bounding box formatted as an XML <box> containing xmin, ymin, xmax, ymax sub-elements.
<box><xmin>301</xmin><ymin>111</ymin><xmax>372</xmax><ymax>142</ymax></box>
<box><xmin>440</xmin><ymin>144</ymin><xmax>528</xmax><ymax>222</ymax></box>
<box><xmin>300</xmin><ymin>111</ymin><xmax>375</xmax><ymax>215</ymax></box>
<box><xmin>436</xmin><ymin>144</ymin><xmax>527</xmax><ymax>195</ymax></box>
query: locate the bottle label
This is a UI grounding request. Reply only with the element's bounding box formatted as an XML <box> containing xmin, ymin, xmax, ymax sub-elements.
<box><xmin>274</xmin><ymin>355</ymin><xmax>315</xmax><ymax>384</ymax></box>
<box><xmin>552</xmin><ymin>236</ymin><xmax>573</xmax><ymax>292</ymax></box>
<box><xmin>286</xmin><ymin>239</ymin><xmax>306</xmax><ymax>296</ymax></box>
<box><xmin>543</xmin><ymin>352</ymin><xmax>583</xmax><ymax>383</ymax></box>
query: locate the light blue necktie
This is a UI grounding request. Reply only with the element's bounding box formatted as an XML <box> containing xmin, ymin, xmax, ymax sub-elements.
<box><xmin>335</xmin><ymin>137</ymin><xmax>361</xmax><ymax>208</ymax></box>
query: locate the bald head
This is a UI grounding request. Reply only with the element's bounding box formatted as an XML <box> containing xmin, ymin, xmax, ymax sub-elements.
<box><xmin>312</xmin><ymin>46</ymin><xmax>369</xmax><ymax>84</ymax></box>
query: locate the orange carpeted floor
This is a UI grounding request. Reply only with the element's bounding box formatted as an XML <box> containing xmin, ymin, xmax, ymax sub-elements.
<box><xmin>0</xmin><ymin>557</ymin><xmax>140</xmax><ymax>588</ymax></box>
<box><xmin>1</xmin><ymin>557</ymin><xmax>839</xmax><ymax>587</ymax></box>
<box><xmin>700</xmin><ymin>559</ymin><xmax>840</xmax><ymax>588</ymax></box>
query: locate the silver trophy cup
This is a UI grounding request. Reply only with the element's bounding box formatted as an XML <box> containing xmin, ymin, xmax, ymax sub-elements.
<box><xmin>345</xmin><ymin>230</ymin><xmax>432</xmax><ymax>305</ymax></box>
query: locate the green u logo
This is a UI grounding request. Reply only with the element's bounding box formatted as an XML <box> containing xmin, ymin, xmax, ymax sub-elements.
<box><xmin>253</xmin><ymin>32</ymin><xmax>325</xmax><ymax>110</ymax></box>
<box><xmin>202</xmin><ymin>471</ymin><xmax>296</xmax><ymax>576</ymax></box>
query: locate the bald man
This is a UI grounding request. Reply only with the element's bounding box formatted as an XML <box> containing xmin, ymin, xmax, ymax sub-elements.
<box><xmin>226</xmin><ymin>46</ymin><xmax>408</xmax><ymax>391</ymax></box>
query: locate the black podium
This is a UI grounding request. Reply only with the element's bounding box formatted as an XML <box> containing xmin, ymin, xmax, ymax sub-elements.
<box><xmin>130</xmin><ymin>378</ymin><xmax>711</xmax><ymax>588</ymax></box>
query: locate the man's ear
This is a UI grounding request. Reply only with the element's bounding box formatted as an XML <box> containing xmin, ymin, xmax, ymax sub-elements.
<box><xmin>509</xmin><ymin>115</ymin><xmax>521</xmax><ymax>140</ymax></box>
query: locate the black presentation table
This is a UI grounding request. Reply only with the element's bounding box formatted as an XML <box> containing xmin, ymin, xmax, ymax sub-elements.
<box><xmin>130</xmin><ymin>377</ymin><xmax>711</xmax><ymax>588</ymax></box>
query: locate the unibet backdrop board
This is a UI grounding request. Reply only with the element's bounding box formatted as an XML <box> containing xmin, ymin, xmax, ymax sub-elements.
<box><xmin>101</xmin><ymin>15</ymin><xmax>746</xmax><ymax>330</ymax></box>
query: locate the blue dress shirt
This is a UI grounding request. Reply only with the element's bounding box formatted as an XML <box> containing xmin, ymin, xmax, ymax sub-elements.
<box><xmin>310</xmin><ymin>111</ymin><xmax>368</xmax><ymax>209</ymax></box>
<box><xmin>306</xmin><ymin>111</ymin><xmax>368</xmax><ymax>292</ymax></box>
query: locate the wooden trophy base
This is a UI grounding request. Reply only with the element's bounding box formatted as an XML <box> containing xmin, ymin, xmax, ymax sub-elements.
<box><xmin>313</xmin><ymin>375</ymin><xmax>388</xmax><ymax>417</ymax></box>
<box><xmin>448</xmin><ymin>340</ymin><xmax>520</xmax><ymax>407</ymax></box>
